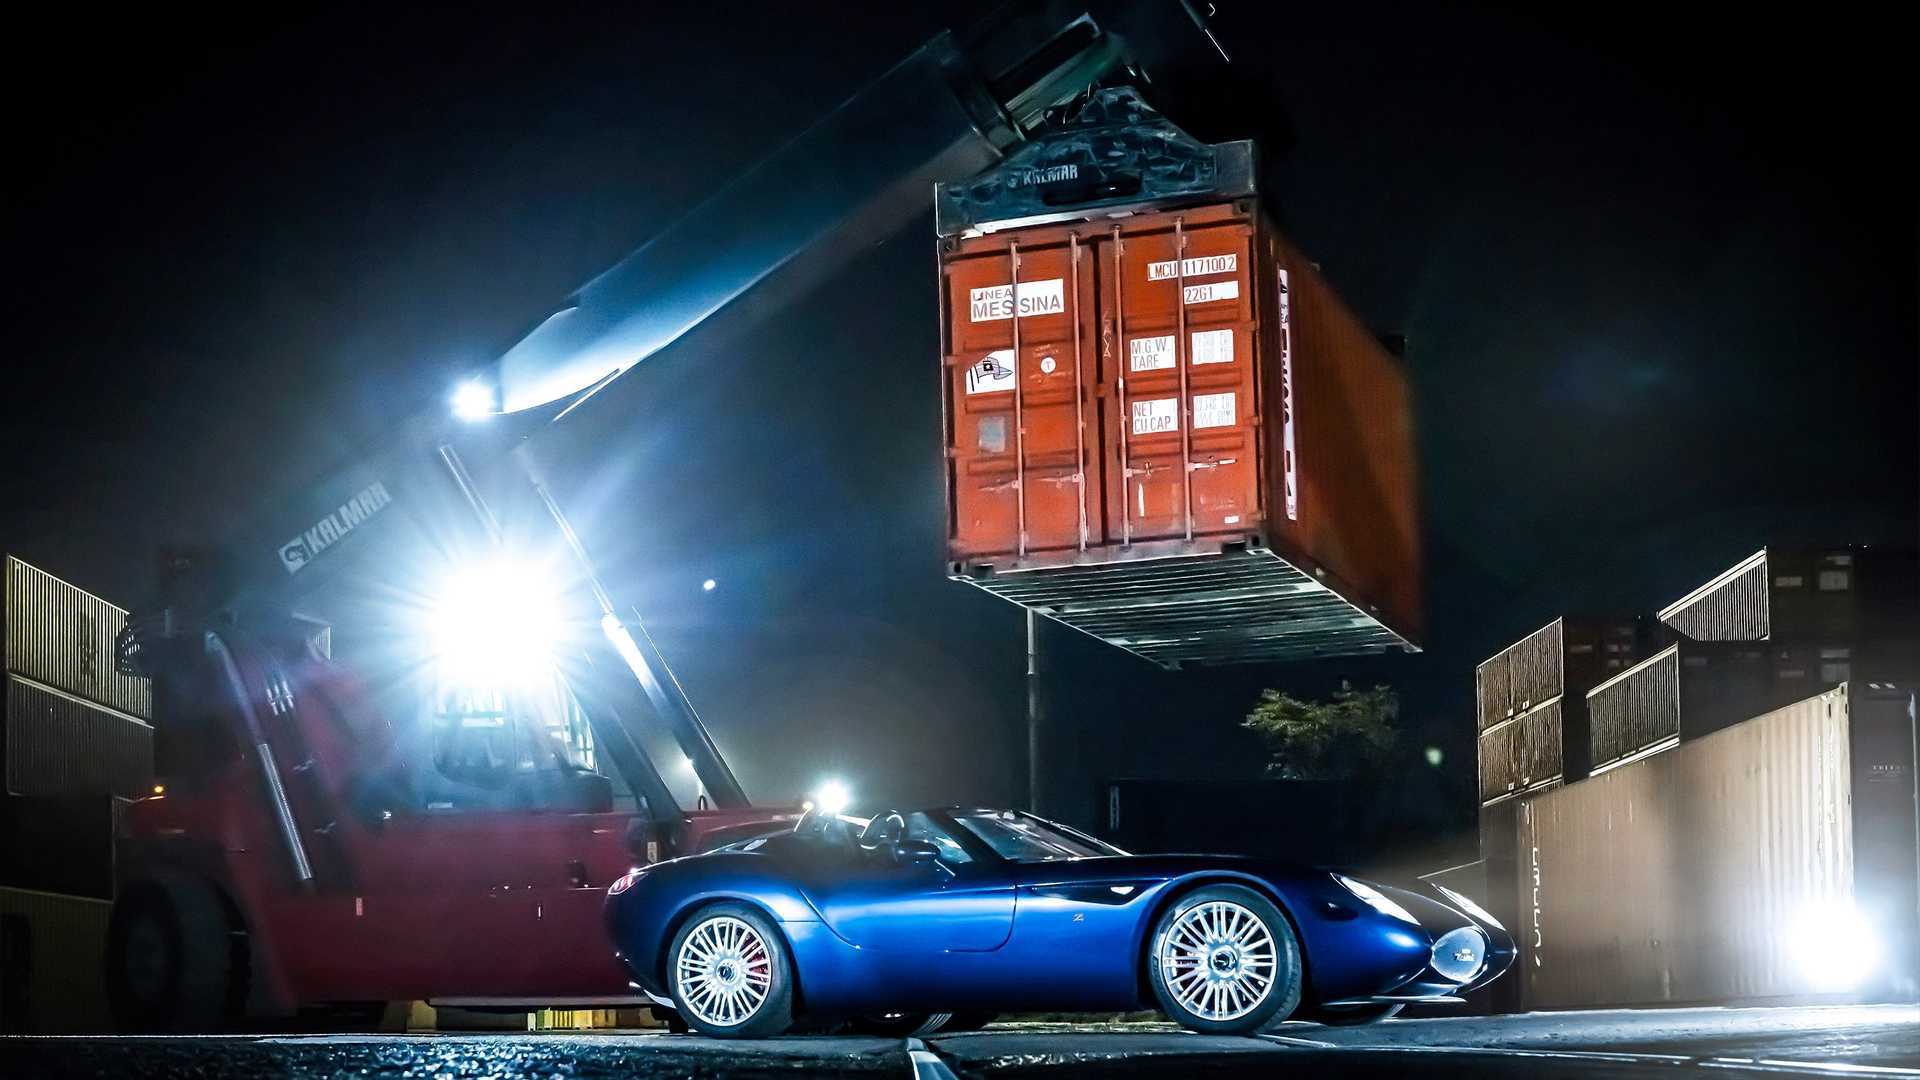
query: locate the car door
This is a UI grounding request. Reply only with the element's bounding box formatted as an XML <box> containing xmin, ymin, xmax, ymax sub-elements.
<box><xmin>799</xmin><ymin>813</ymin><xmax>1015</xmax><ymax>955</ymax></box>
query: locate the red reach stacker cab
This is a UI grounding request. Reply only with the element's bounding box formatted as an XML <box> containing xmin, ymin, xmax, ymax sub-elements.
<box><xmin>110</xmin><ymin>590</ymin><xmax>782</xmax><ymax>1031</ymax></box>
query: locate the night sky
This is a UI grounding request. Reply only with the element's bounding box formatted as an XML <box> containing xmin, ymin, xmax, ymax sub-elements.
<box><xmin>5</xmin><ymin>4</ymin><xmax>1914</xmax><ymax>860</ymax></box>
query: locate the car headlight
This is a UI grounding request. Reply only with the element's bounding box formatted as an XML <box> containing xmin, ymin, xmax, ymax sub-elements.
<box><xmin>608</xmin><ymin>868</ymin><xmax>645</xmax><ymax>896</ymax></box>
<box><xmin>1430</xmin><ymin>926</ymin><xmax>1489</xmax><ymax>983</ymax></box>
<box><xmin>1335</xmin><ymin>874</ymin><xmax>1419</xmax><ymax>925</ymax></box>
<box><xmin>1434</xmin><ymin>884</ymin><xmax>1504</xmax><ymax>931</ymax></box>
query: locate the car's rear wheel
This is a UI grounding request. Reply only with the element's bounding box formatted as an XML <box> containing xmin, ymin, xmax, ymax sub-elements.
<box><xmin>1296</xmin><ymin>1002</ymin><xmax>1404</xmax><ymax>1026</ymax></box>
<box><xmin>848</xmin><ymin>1011</ymin><xmax>952</xmax><ymax>1036</ymax></box>
<box><xmin>1147</xmin><ymin>884</ymin><xmax>1301</xmax><ymax>1035</ymax></box>
<box><xmin>667</xmin><ymin>903</ymin><xmax>793</xmax><ymax>1038</ymax></box>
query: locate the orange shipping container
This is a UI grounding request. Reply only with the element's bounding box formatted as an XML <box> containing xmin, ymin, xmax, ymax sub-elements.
<box><xmin>937</xmin><ymin>117</ymin><xmax>1420</xmax><ymax>667</ymax></box>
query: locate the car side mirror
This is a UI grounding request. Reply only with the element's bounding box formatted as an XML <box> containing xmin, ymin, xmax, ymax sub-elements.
<box><xmin>896</xmin><ymin>839</ymin><xmax>941</xmax><ymax>865</ymax></box>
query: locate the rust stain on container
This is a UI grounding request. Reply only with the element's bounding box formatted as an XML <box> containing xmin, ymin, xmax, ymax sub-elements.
<box><xmin>939</xmin><ymin>202</ymin><xmax>1419</xmax><ymax>667</ymax></box>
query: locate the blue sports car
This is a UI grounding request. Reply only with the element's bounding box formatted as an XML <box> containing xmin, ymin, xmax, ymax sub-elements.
<box><xmin>603</xmin><ymin>806</ymin><xmax>1513</xmax><ymax>1037</ymax></box>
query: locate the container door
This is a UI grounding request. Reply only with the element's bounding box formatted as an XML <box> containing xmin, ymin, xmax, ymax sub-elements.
<box><xmin>944</xmin><ymin>235</ymin><xmax>1100</xmax><ymax>559</ymax></box>
<box><xmin>1096</xmin><ymin>215</ymin><xmax>1262</xmax><ymax>545</ymax></box>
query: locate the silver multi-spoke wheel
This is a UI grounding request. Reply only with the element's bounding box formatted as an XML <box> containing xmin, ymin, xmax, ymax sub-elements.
<box><xmin>675</xmin><ymin>915</ymin><xmax>773</xmax><ymax>1028</ymax></box>
<box><xmin>1157</xmin><ymin>899</ymin><xmax>1279</xmax><ymax>1022</ymax></box>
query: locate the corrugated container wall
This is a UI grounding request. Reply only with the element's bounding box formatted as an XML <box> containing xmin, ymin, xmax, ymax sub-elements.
<box><xmin>1476</xmin><ymin>616</ymin><xmax>1647</xmax><ymax>799</ymax></box>
<box><xmin>1516</xmin><ymin>683</ymin><xmax>1918</xmax><ymax>1009</ymax></box>
<box><xmin>1659</xmin><ymin>546</ymin><xmax>1919</xmax><ymax>684</ymax></box>
<box><xmin>1478</xmin><ymin>698</ymin><xmax>1563</xmax><ymax>804</ymax></box>
<box><xmin>4</xmin><ymin>680</ymin><xmax>152</xmax><ymax>800</ymax></box>
<box><xmin>1588</xmin><ymin>640</ymin><xmax>1822</xmax><ymax>772</ymax></box>
<box><xmin>1665</xmin><ymin>547</ymin><xmax>1920</xmax><ymax>647</ymax></box>
<box><xmin>1</xmin><ymin>556</ymin><xmax>153</xmax><ymax>800</ymax></box>
<box><xmin>0</xmin><ymin>886</ymin><xmax>113</xmax><ymax>1033</ymax></box>
<box><xmin>936</xmin><ymin>89</ymin><xmax>1419</xmax><ymax>668</ymax></box>
<box><xmin>4</xmin><ymin>556</ymin><xmax>151</xmax><ymax>719</ymax></box>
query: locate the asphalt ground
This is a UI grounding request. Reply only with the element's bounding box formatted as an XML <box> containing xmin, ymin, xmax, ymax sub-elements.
<box><xmin>4</xmin><ymin>1004</ymin><xmax>1917</xmax><ymax>1078</ymax></box>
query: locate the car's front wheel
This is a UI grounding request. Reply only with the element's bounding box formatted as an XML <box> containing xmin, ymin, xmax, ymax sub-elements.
<box><xmin>1147</xmin><ymin>884</ymin><xmax>1301</xmax><ymax>1035</ymax></box>
<box><xmin>667</xmin><ymin>903</ymin><xmax>794</xmax><ymax>1038</ymax></box>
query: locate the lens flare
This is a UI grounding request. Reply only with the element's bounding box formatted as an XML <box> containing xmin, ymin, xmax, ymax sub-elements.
<box><xmin>813</xmin><ymin>780</ymin><xmax>851</xmax><ymax>816</ymax></box>
<box><xmin>1790</xmin><ymin>899</ymin><xmax>1877</xmax><ymax>991</ymax></box>
<box><xmin>428</xmin><ymin>558</ymin><xmax>563</xmax><ymax>685</ymax></box>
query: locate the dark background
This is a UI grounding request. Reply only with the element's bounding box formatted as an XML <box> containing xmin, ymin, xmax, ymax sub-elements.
<box><xmin>4</xmin><ymin>3</ymin><xmax>1914</xmax><ymax>861</ymax></box>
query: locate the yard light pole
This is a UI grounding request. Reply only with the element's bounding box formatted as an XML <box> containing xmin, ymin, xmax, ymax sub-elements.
<box><xmin>1026</xmin><ymin>608</ymin><xmax>1043</xmax><ymax>815</ymax></box>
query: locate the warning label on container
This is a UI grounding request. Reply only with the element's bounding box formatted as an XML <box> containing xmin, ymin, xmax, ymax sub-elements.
<box><xmin>1191</xmin><ymin>328</ymin><xmax>1235</xmax><ymax>365</ymax></box>
<box><xmin>969</xmin><ymin>278</ymin><xmax>1065</xmax><ymax>322</ymax></box>
<box><xmin>1131</xmin><ymin>398</ymin><xmax>1179</xmax><ymax>435</ymax></box>
<box><xmin>965</xmin><ymin>349</ymin><xmax>1016</xmax><ymax>395</ymax></box>
<box><xmin>1183</xmin><ymin>280</ymin><xmax>1239</xmax><ymax>306</ymax></box>
<box><xmin>1193</xmin><ymin>391</ymin><xmax>1236</xmax><ymax>429</ymax></box>
<box><xmin>1129</xmin><ymin>335</ymin><xmax>1174</xmax><ymax>372</ymax></box>
<box><xmin>1147</xmin><ymin>253</ymin><xmax>1237</xmax><ymax>281</ymax></box>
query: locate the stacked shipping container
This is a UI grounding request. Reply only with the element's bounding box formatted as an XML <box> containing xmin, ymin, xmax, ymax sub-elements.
<box><xmin>2</xmin><ymin>556</ymin><xmax>153</xmax><ymax>801</ymax></box>
<box><xmin>937</xmin><ymin>89</ymin><xmax>1419</xmax><ymax>668</ymax></box>
<box><xmin>1586</xmin><ymin>640</ymin><xmax>1802</xmax><ymax>771</ymax></box>
<box><xmin>1472</xmin><ymin>615</ymin><xmax>1643</xmax><ymax>1012</ymax></box>
<box><xmin>1468</xmin><ymin>545</ymin><xmax>1920</xmax><ymax>1012</ymax></box>
<box><xmin>1579</xmin><ymin>546</ymin><xmax>1920</xmax><ymax>774</ymax></box>
<box><xmin>1475</xmin><ymin>616</ymin><xmax>1644</xmax><ymax>803</ymax></box>
<box><xmin>1659</xmin><ymin>547</ymin><xmax>1919</xmax><ymax>685</ymax></box>
<box><xmin>0</xmin><ymin>556</ymin><xmax>150</xmax><ymax>1032</ymax></box>
<box><xmin>1515</xmin><ymin>682</ymin><xmax>1918</xmax><ymax>1009</ymax></box>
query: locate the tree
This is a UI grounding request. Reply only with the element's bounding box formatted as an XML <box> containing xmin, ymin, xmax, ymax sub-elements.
<box><xmin>1241</xmin><ymin>682</ymin><xmax>1400</xmax><ymax>781</ymax></box>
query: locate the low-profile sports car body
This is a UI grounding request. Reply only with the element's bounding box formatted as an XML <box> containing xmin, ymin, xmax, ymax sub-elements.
<box><xmin>603</xmin><ymin>807</ymin><xmax>1513</xmax><ymax>1037</ymax></box>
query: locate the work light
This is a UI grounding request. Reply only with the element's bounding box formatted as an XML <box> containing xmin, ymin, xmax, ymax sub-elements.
<box><xmin>427</xmin><ymin>557</ymin><xmax>563</xmax><ymax>685</ymax></box>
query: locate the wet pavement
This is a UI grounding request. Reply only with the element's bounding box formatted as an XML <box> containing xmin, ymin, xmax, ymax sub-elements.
<box><xmin>4</xmin><ymin>1005</ymin><xmax>1917</xmax><ymax>1078</ymax></box>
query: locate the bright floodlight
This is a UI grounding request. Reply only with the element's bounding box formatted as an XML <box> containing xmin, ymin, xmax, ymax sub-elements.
<box><xmin>1790</xmin><ymin>899</ymin><xmax>1877</xmax><ymax>991</ymax></box>
<box><xmin>813</xmin><ymin>780</ymin><xmax>851</xmax><ymax>816</ymax></box>
<box><xmin>428</xmin><ymin>558</ymin><xmax>562</xmax><ymax>684</ymax></box>
<box><xmin>451</xmin><ymin>380</ymin><xmax>497</xmax><ymax>421</ymax></box>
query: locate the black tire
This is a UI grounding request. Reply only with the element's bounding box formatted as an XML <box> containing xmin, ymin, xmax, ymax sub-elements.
<box><xmin>666</xmin><ymin>903</ymin><xmax>794</xmax><ymax>1038</ymax></box>
<box><xmin>1296</xmin><ymin>1002</ymin><xmax>1404</xmax><ymax>1027</ymax></box>
<box><xmin>1146</xmin><ymin>884</ymin><xmax>1302</xmax><ymax>1036</ymax></box>
<box><xmin>936</xmin><ymin>1012</ymin><xmax>997</xmax><ymax>1033</ymax></box>
<box><xmin>106</xmin><ymin>874</ymin><xmax>243</xmax><ymax>1033</ymax></box>
<box><xmin>848</xmin><ymin>1011</ymin><xmax>953</xmax><ymax>1037</ymax></box>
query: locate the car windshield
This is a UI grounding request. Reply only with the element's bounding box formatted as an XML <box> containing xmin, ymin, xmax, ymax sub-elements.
<box><xmin>949</xmin><ymin>810</ymin><xmax>1123</xmax><ymax>861</ymax></box>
